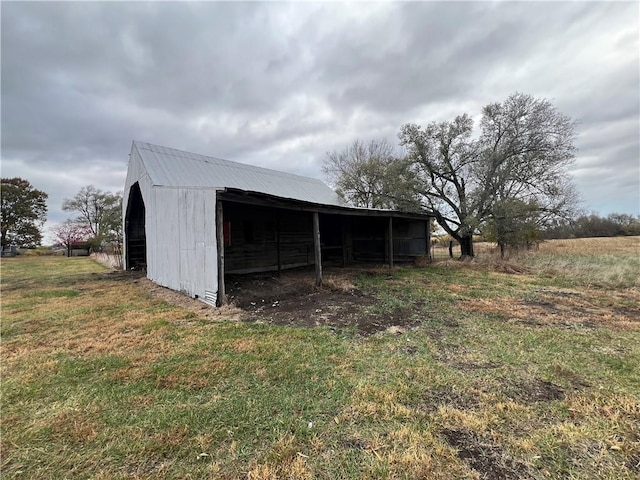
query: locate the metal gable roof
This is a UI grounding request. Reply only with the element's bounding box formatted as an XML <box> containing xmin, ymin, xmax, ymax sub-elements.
<box><xmin>132</xmin><ymin>141</ymin><xmax>345</xmax><ymax>206</ymax></box>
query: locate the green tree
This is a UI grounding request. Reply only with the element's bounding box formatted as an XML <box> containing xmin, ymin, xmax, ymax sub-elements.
<box><xmin>399</xmin><ymin>92</ymin><xmax>579</xmax><ymax>257</ymax></box>
<box><xmin>1</xmin><ymin>177</ymin><xmax>48</xmax><ymax>249</ymax></box>
<box><xmin>485</xmin><ymin>198</ymin><xmax>541</xmax><ymax>258</ymax></box>
<box><xmin>323</xmin><ymin>139</ymin><xmax>422</xmax><ymax>211</ymax></box>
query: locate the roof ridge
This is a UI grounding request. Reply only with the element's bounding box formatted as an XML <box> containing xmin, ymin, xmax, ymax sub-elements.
<box><xmin>133</xmin><ymin>140</ymin><xmax>324</xmax><ymax>185</ymax></box>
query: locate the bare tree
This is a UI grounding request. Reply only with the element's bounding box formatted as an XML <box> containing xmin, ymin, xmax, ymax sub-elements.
<box><xmin>63</xmin><ymin>186</ymin><xmax>120</xmax><ymax>238</ymax></box>
<box><xmin>323</xmin><ymin>139</ymin><xmax>421</xmax><ymax>211</ymax></box>
<box><xmin>100</xmin><ymin>191</ymin><xmax>124</xmax><ymax>267</ymax></box>
<box><xmin>399</xmin><ymin>93</ymin><xmax>579</xmax><ymax>257</ymax></box>
<box><xmin>63</xmin><ymin>186</ymin><xmax>122</xmax><ymax>254</ymax></box>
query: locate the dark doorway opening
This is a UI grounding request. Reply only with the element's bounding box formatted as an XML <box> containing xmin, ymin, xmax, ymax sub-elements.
<box><xmin>125</xmin><ymin>182</ymin><xmax>146</xmax><ymax>270</ymax></box>
<box><xmin>319</xmin><ymin>213</ymin><xmax>347</xmax><ymax>266</ymax></box>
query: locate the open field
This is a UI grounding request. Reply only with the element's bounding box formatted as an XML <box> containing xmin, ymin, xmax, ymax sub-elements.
<box><xmin>433</xmin><ymin>236</ymin><xmax>640</xmax><ymax>289</ymax></box>
<box><xmin>537</xmin><ymin>236</ymin><xmax>640</xmax><ymax>254</ymax></box>
<box><xmin>2</xmin><ymin>237</ymin><xmax>639</xmax><ymax>479</ymax></box>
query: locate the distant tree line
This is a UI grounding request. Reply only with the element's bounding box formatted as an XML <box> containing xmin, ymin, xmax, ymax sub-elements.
<box><xmin>542</xmin><ymin>213</ymin><xmax>640</xmax><ymax>239</ymax></box>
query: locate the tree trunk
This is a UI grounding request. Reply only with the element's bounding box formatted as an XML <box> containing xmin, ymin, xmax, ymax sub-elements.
<box><xmin>459</xmin><ymin>234</ymin><xmax>474</xmax><ymax>258</ymax></box>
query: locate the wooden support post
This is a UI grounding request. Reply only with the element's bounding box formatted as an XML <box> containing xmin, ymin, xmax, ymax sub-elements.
<box><xmin>276</xmin><ymin>213</ymin><xmax>281</xmax><ymax>276</ymax></box>
<box><xmin>313</xmin><ymin>212</ymin><xmax>322</xmax><ymax>286</ymax></box>
<box><xmin>426</xmin><ymin>219</ymin><xmax>432</xmax><ymax>262</ymax></box>
<box><xmin>341</xmin><ymin>217</ymin><xmax>347</xmax><ymax>268</ymax></box>
<box><xmin>216</xmin><ymin>200</ymin><xmax>227</xmax><ymax>306</ymax></box>
<box><xmin>388</xmin><ymin>216</ymin><xmax>394</xmax><ymax>269</ymax></box>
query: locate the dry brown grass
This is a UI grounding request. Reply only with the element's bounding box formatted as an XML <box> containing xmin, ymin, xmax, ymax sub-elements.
<box><xmin>436</xmin><ymin>256</ymin><xmax>532</xmax><ymax>274</ymax></box>
<box><xmin>460</xmin><ymin>286</ymin><xmax>640</xmax><ymax>330</ymax></box>
<box><xmin>431</xmin><ymin>236</ymin><xmax>640</xmax><ymax>289</ymax></box>
<box><xmin>433</xmin><ymin>236</ymin><xmax>640</xmax><ymax>258</ymax></box>
<box><xmin>539</xmin><ymin>236</ymin><xmax>640</xmax><ymax>255</ymax></box>
<box><xmin>321</xmin><ymin>274</ymin><xmax>357</xmax><ymax>292</ymax></box>
<box><xmin>247</xmin><ymin>434</ymin><xmax>314</xmax><ymax>480</ymax></box>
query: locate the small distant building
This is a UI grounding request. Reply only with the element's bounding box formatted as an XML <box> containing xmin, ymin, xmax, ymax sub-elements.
<box><xmin>69</xmin><ymin>243</ymin><xmax>90</xmax><ymax>257</ymax></box>
<box><xmin>123</xmin><ymin>141</ymin><xmax>433</xmax><ymax>306</ymax></box>
<box><xmin>1</xmin><ymin>245</ymin><xmax>18</xmax><ymax>257</ymax></box>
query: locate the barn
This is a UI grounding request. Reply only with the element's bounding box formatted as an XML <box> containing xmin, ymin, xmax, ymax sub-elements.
<box><xmin>123</xmin><ymin>141</ymin><xmax>433</xmax><ymax>306</ymax></box>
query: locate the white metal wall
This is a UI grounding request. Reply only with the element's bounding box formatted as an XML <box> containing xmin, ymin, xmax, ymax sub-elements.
<box><xmin>123</xmin><ymin>145</ymin><xmax>219</xmax><ymax>305</ymax></box>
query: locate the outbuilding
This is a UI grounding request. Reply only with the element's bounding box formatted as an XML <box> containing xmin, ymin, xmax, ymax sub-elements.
<box><xmin>123</xmin><ymin>141</ymin><xmax>433</xmax><ymax>306</ymax></box>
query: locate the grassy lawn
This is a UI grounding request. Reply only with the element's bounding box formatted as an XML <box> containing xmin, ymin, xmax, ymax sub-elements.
<box><xmin>1</xmin><ymin>238</ymin><xmax>639</xmax><ymax>479</ymax></box>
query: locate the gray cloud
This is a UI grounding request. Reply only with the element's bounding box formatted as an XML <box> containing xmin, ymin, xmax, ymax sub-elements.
<box><xmin>1</xmin><ymin>1</ymin><xmax>638</xmax><ymax>242</ymax></box>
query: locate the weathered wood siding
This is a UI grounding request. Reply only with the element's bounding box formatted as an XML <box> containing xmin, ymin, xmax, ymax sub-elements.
<box><xmin>392</xmin><ymin>219</ymin><xmax>429</xmax><ymax>259</ymax></box>
<box><xmin>222</xmin><ymin>202</ymin><xmax>429</xmax><ymax>273</ymax></box>
<box><xmin>223</xmin><ymin>202</ymin><xmax>313</xmax><ymax>274</ymax></box>
<box><xmin>350</xmin><ymin>217</ymin><xmax>428</xmax><ymax>262</ymax></box>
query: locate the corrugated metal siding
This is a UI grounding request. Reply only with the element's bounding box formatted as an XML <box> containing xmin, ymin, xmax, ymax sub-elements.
<box><xmin>124</xmin><ymin>148</ymin><xmax>218</xmax><ymax>302</ymax></box>
<box><xmin>132</xmin><ymin>141</ymin><xmax>344</xmax><ymax>206</ymax></box>
<box><xmin>151</xmin><ymin>188</ymin><xmax>181</xmax><ymax>290</ymax></box>
<box><xmin>152</xmin><ymin>186</ymin><xmax>217</xmax><ymax>300</ymax></box>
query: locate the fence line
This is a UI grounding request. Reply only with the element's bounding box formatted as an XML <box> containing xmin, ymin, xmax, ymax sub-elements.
<box><xmin>431</xmin><ymin>241</ymin><xmax>497</xmax><ymax>260</ymax></box>
<box><xmin>90</xmin><ymin>252</ymin><xmax>123</xmax><ymax>270</ymax></box>
<box><xmin>430</xmin><ymin>241</ymin><xmax>542</xmax><ymax>260</ymax></box>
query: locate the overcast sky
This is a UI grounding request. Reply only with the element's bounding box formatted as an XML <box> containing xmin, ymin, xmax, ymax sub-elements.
<box><xmin>2</xmin><ymin>1</ymin><xmax>639</xmax><ymax>242</ymax></box>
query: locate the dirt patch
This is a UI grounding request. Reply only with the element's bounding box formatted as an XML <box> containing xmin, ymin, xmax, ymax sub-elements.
<box><xmin>614</xmin><ymin>306</ymin><xmax>640</xmax><ymax>319</ymax></box>
<box><xmin>500</xmin><ymin>377</ymin><xmax>565</xmax><ymax>403</ymax></box>
<box><xmin>107</xmin><ymin>268</ymin><xmax>419</xmax><ymax>334</ymax></box>
<box><xmin>430</xmin><ymin>340</ymin><xmax>502</xmax><ymax>371</ymax></box>
<box><xmin>227</xmin><ymin>269</ymin><xmax>419</xmax><ymax>335</ymax></box>
<box><xmin>421</xmin><ymin>386</ymin><xmax>482</xmax><ymax>412</ymax></box>
<box><xmin>441</xmin><ymin>428</ymin><xmax>534</xmax><ymax>479</ymax></box>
